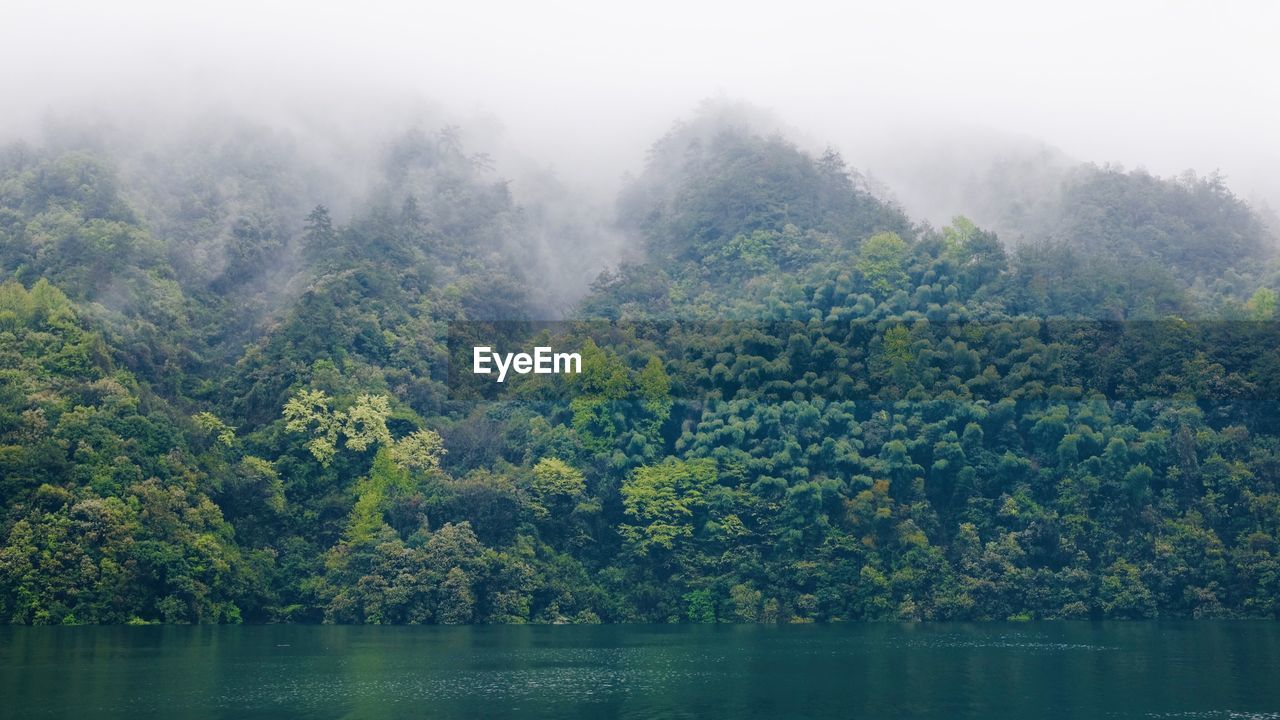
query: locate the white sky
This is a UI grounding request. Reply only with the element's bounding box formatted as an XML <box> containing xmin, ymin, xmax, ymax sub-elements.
<box><xmin>3</xmin><ymin>0</ymin><xmax>1278</xmax><ymax>213</ymax></box>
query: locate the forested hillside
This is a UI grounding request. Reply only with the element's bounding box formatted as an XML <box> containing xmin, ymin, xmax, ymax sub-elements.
<box><xmin>2</xmin><ymin>110</ymin><xmax>1279</xmax><ymax>624</ymax></box>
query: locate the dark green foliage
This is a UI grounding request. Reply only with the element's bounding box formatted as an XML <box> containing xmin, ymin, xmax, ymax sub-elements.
<box><xmin>2</xmin><ymin>112</ymin><xmax>1279</xmax><ymax>625</ymax></box>
<box><xmin>1055</xmin><ymin>168</ymin><xmax>1269</xmax><ymax>281</ymax></box>
<box><xmin>0</xmin><ymin>281</ymin><xmax>262</xmax><ymax>624</ymax></box>
<box><xmin>618</xmin><ymin>116</ymin><xmax>912</xmax><ymax>269</ymax></box>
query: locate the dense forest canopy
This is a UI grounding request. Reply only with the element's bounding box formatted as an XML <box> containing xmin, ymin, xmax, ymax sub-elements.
<box><xmin>1</xmin><ymin>106</ymin><xmax>1279</xmax><ymax>625</ymax></box>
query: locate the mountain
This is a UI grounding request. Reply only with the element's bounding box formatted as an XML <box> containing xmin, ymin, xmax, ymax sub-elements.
<box><xmin>2</xmin><ymin>108</ymin><xmax>1279</xmax><ymax>625</ymax></box>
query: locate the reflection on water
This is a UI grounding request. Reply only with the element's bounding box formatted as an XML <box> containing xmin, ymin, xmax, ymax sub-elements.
<box><xmin>1</xmin><ymin>622</ymin><xmax>1277</xmax><ymax>719</ymax></box>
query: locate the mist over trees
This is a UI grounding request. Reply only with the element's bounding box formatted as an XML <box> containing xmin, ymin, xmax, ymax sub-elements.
<box><xmin>2</xmin><ymin>101</ymin><xmax>1280</xmax><ymax>624</ymax></box>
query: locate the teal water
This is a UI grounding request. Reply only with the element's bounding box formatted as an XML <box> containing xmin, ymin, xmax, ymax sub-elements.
<box><xmin>1</xmin><ymin>623</ymin><xmax>1278</xmax><ymax>719</ymax></box>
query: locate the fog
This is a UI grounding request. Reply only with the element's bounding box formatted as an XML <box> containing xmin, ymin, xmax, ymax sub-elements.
<box><xmin>4</xmin><ymin>0</ymin><xmax>1278</xmax><ymax>225</ymax></box>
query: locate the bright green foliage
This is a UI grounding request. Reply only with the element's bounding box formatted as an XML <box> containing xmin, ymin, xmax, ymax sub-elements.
<box><xmin>1246</xmin><ymin>288</ymin><xmax>1276</xmax><ymax>320</ymax></box>
<box><xmin>857</xmin><ymin>232</ymin><xmax>911</xmax><ymax>294</ymax></box>
<box><xmin>193</xmin><ymin>412</ymin><xmax>237</xmax><ymax>447</ymax></box>
<box><xmin>527</xmin><ymin>458</ymin><xmax>586</xmax><ymax>519</ymax></box>
<box><xmin>346</xmin><ymin>448</ymin><xmax>413</xmax><ymax>543</ymax></box>
<box><xmin>283</xmin><ymin>389</ymin><xmax>344</xmax><ymax>465</ymax></box>
<box><xmin>621</xmin><ymin>458</ymin><xmax>717</xmax><ymax>554</ymax></box>
<box><xmin>342</xmin><ymin>395</ymin><xmax>392</xmax><ymax>452</ymax></box>
<box><xmin>389</xmin><ymin>429</ymin><xmax>446</xmax><ymax>472</ymax></box>
<box><xmin>283</xmin><ymin>391</ymin><xmax>395</xmax><ymax>464</ymax></box>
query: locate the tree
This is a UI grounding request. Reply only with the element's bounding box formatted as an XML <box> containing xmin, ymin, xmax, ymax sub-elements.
<box><xmin>527</xmin><ymin>458</ymin><xmax>586</xmax><ymax>519</ymax></box>
<box><xmin>620</xmin><ymin>458</ymin><xmax>717</xmax><ymax>556</ymax></box>
<box><xmin>857</xmin><ymin>232</ymin><xmax>910</xmax><ymax>294</ymax></box>
<box><xmin>302</xmin><ymin>205</ymin><xmax>341</xmax><ymax>269</ymax></box>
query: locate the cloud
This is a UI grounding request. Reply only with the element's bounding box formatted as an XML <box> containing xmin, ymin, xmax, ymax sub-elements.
<box><xmin>3</xmin><ymin>0</ymin><xmax>1276</xmax><ymax>213</ymax></box>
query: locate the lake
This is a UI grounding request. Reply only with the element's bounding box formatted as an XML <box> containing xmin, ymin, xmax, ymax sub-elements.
<box><xmin>2</xmin><ymin>622</ymin><xmax>1278</xmax><ymax>719</ymax></box>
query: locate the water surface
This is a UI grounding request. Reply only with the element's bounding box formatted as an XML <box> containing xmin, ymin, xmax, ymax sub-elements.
<box><xmin>2</xmin><ymin>622</ymin><xmax>1278</xmax><ymax>719</ymax></box>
